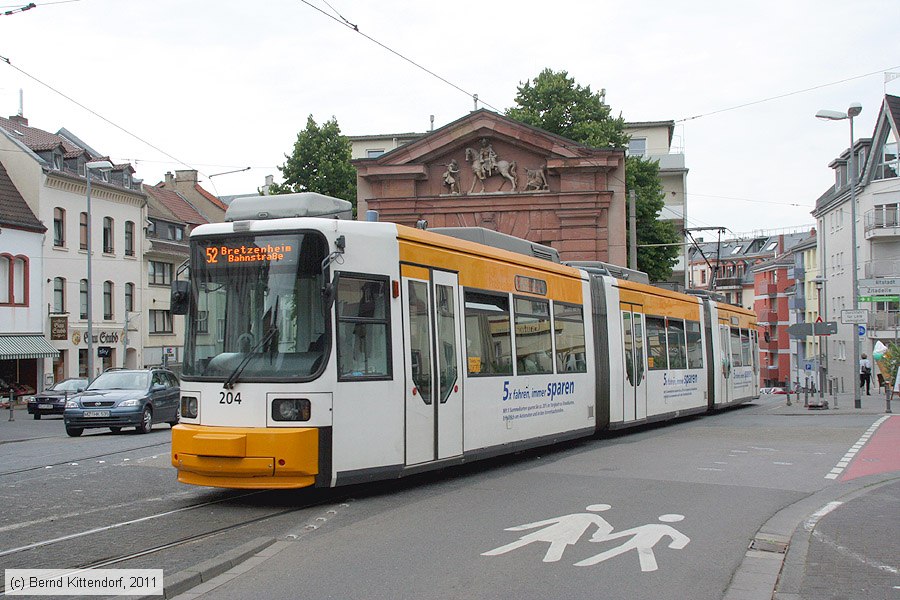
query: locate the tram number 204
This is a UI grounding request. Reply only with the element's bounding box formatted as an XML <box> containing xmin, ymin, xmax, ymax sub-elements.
<box><xmin>219</xmin><ymin>391</ymin><xmax>242</xmax><ymax>405</ymax></box>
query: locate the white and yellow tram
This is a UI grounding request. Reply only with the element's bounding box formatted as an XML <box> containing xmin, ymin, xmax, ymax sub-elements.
<box><xmin>170</xmin><ymin>193</ymin><xmax>758</xmax><ymax>489</ymax></box>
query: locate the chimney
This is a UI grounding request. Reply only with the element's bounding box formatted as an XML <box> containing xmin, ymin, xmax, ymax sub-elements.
<box><xmin>174</xmin><ymin>169</ymin><xmax>198</xmax><ymax>184</ymax></box>
<box><xmin>164</xmin><ymin>172</ymin><xmax>175</xmax><ymax>186</ymax></box>
<box><xmin>8</xmin><ymin>114</ymin><xmax>28</xmax><ymax>126</ymax></box>
<box><xmin>263</xmin><ymin>175</ymin><xmax>273</xmax><ymax>195</ymax></box>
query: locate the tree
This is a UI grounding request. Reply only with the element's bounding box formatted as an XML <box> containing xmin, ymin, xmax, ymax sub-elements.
<box><xmin>506</xmin><ymin>68</ymin><xmax>628</xmax><ymax>149</ymax></box>
<box><xmin>624</xmin><ymin>156</ymin><xmax>680</xmax><ymax>282</ymax></box>
<box><xmin>270</xmin><ymin>115</ymin><xmax>357</xmax><ymax>212</ymax></box>
<box><xmin>506</xmin><ymin>68</ymin><xmax>679</xmax><ymax>281</ymax></box>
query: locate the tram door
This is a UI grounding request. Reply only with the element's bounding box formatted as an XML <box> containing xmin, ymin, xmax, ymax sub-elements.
<box><xmin>402</xmin><ymin>268</ymin><xmax>463</xmax><ymax>466</ymax></box>
<box><xmin>621</xmin><ymin>307</ymin><xmax>648</xmax><ymax>422</ymax></box>
<box><xmin>718</xmin><ymin>324</ymin><xmax>732</xmax><ymax>404</ymax></box>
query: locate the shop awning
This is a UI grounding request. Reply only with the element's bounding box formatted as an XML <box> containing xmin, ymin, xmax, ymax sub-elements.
<box><xmin>0</xmin><ymin>335</ymin><xmax>59</xmax><ymax>360</ymax></box>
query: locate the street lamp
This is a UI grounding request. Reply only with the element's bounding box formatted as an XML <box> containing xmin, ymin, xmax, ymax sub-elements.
<box><xmin>85</xmin><ymin>159</ymin><xmax>113</xmax><ymax>381</ymax></box>
<box><xmin>816</xmin><ymin>102</ymin><xmax>862</xmax><ymax>408</ymax></box>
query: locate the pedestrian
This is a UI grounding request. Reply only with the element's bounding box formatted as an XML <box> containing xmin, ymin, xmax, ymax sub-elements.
<box><xmin>859</xmin><ymin>353</ymin><xmax>872</xmax><ymax>395</ymax></box>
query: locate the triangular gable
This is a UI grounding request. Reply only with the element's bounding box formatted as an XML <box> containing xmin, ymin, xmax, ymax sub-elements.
<box><xmin>861</xmin><ymin>94</ymin><xmax>900</xmax><ymax>185</ymax></box>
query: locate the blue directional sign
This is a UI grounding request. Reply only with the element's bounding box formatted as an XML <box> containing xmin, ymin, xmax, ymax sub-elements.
<box><xmin>858</xmin><ymin>325</ymin><xmax>867</xmax><ymax>337</ymax></box>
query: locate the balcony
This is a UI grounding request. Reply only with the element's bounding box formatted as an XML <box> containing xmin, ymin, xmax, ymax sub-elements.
<box><xmin>789</xmin><ymin>296</ymin><xmax>806</xmax><ymax>311</ymax></box>
<box><xmin>871</xmin><ymin>310</ymin><xmax>900</xmax><ymax>336</ymax></box>
<box><xmin>865</xmin><ymin>258</ymin><xmax>900</xmax><ymax>278</ymax></box>
<box><xmin>864</xmin><ymin>207</ymin><xmax>900</xmax><ymax>240</ymax></box>
<box><xmin>716</xmin><ymin>276</ymin><xmax>743</xmax><ymax>290</ymax></box>
<box><xmin>788</xmin><ymin>264</ymin><xmax>805</xmax><ymax>280</ymax></box>
<box><xmin>765</xmin><ymin>310</ymin><xmax>779</xmax><ymax>324</ymax></box>
<box><xmin>759</xmin><ymin>282</ymin><xmax>777</xmax><ymax>296</ymax></box>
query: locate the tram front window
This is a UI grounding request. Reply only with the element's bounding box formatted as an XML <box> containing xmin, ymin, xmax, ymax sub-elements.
<box><xmin>183</xmin><ymin>232</ymin><xmax>329</xmax><ymax>381</ymax></box>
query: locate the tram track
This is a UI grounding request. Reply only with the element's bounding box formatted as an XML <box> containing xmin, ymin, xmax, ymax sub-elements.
<box><xmin>0</xmin><ymin>489</ymin><xmax>341</xmax><ymax>595</ymax></box>
<box><xmin>0</xmin><ymin>440</ymin><xmax>172</xmax><ymax>477</ymax></box>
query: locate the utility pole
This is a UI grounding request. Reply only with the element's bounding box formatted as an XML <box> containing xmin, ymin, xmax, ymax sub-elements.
<box><xmin>629</xmin><ymin>190</ymin><xmax>637</xmax><ymax>271</ymax></box>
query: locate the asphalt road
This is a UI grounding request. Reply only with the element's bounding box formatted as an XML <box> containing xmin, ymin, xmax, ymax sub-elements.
<box><xmin>0</xmin><ymin>399</ymin><xmax>892</xmax><ymax>599</ymax></box>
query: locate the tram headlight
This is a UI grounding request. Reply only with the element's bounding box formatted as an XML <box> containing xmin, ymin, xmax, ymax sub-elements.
<box><xmin>181</xmin><ymin>396</ymin><xmax>198</xmax><ymax>419</ymax></box>
<box><xmin>272</xmin><ymin>398</ymin><xmax>311</xmax><ymax>422</ymax></box>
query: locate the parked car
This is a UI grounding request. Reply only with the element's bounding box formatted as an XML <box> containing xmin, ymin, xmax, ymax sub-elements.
<box><xmin>759</xmin><ymin>387</ymin><xmax>788</xmax><ymax>395</ymax></box>
<box><xmin>63</xmin><ymin>368</ymin><xmax>180</xmax><ymax>437</ymax></box>
<box><xmin>26</xmin><ymin>378</ymin><xmax>89</xmax><ymax>419</ymax></box>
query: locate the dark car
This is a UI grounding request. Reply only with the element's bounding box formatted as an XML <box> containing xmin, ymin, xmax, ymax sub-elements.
<box><xmin>64</xmin><ymin>368</ymin><xmax>180</xmax><ymax>437</ymax></box>
<box><xmin>26</xmin><ymin>378</ymin><xmax>89</xmax><ymax>419</ymax></box>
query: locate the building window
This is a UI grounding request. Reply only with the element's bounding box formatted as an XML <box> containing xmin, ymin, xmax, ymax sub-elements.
<box><xmin>0</xmin><ymin>254</ymin><xmax>28</xmax><ymax>306</ymax></box>
<box><xmin>102</xmin><ymin>217</ymin><xmax>114</xmax><ymax>253</ymax></box>
<box><xmin>125</xmin><ymin>221</ymin><xmax>135</xmax><ymax>256</ymax></box>
<box><xmin>149</xmin><ymin>309</ymin><xmax>173</xmax><ymax>333</ymax></box>
<box><xmin>366</xmin><ymin>149</ymin><xmax>385</xmax><ymax>158</ymax></box>
<box><xmin>125</xmin><ymin>282</ymin><xmax>134</xmax><ymax>312</ymax></box>
<box><xmin>80</xmin><ymin>279</ymin><xmax>88</xmax><ymax>319</ymax></box>
<box><xmin>53</xmin><ymin>208</ymin><xmax>65</xmax><ymax>247</ymax></box>
<box><xmin>103</xmin><ymin>281</ymin><xmax>113</xmax><ymax>320</ymax></box>
<box><xmin>148</xmin><ymin>261</ymin><xmax>172</xmax><ymax>286</ymax></box>
<box><xmin>627</xmin><ymin>138</ymin><xmax>647</xmax><ymax>157</ymax></box>
<box><xmin>52</xmin><ymin>153</ymin><xmax>63</xmax><ymax>170</ymax></box>
<box><xmin>123</xmin><ymin>172</ymin><xmax>131</xmax><ymax>189</ymax></box>
<box><xmin>874</xmin><ymin>127</ymin><xmax>899</xmax><ymax>181</ymax></box>
<box><xmin>197</xmin><ymin>310</ymin><xmax>209</xmax><ymax>334</ymax></box>
<box><xmin>79</xmin><ymin>212</ymin><xmax>88</xmax><ymax>250</ymax></box>
<box><xmin>53</xmin><ymin>277</ymin><xmax>66</xmax><ymax>313</ymax></box>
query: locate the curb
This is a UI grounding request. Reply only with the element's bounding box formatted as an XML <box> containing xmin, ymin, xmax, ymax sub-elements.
<box><xmin>722</xmin><ymin>472</ymin><xmax>900</xmax><ymax>600</ymax></box>
<box><xmin>112</xmin><ymin>536</ymin><xmax>276</xmax><ymax>600</ymax></box>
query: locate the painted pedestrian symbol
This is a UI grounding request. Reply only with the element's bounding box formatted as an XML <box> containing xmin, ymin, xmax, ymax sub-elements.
<box><xmin>574</xmin><ymin>514</ymin><xmax>690</xmax><ymax>571</ymax></box>
<box><xmin>481</xmin><ymin>504</ymin><xmax>613</xmax><ymax>563</ymax></box>
<box><xmin>482</xmin><ymin>505</ymin><xmax>690</xmax><ymax>571</ymax></box>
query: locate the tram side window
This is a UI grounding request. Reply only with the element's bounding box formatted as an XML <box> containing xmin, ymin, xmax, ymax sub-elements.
<box><xmin>646</xmin><ymin>316</ymin><xmax>668</xmax><ymax>371</ymax></box>
<box><xmin>686</xmin><ymin>320</ymin><xmax>704</xmax><ymax>369</ymax></box>
<box><xmin>514</xmin><ymin>297</ymin><xmax>553</xmax><ymax>375</ymax></box>
<box><xmin>750</xmin><ymin>330</ymin><xmax>759</xmax><ymax>369</ymax></box>
<box><xmin>464</xmin><ymin>291</ymin><xmax>512</xmax><ymax>376</ymax></box>
<box><xmin>730</xmin><ymin>327</ymin><xmax>743</xmax><ymax>367</ymax></box>
<box><xmin>740</xmin><ymin>329</ymin><xmax>752</xmax><ymax>367</ymax></box>
<box><xmin>667</xmin><ymin>319</ymin><xmax>687</xmax><ymax>369</ymax></box>
<box><xmin>336</xmin><ymin>275</ymin><xmax>391</xmax><ymax>380</ymax></box>
<box><xmin>554</xmin><ymin>303</ymin><xmax>587</xmax><ymax>373</ymax></box>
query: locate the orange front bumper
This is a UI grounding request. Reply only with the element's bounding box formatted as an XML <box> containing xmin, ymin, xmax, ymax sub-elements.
<box><xmin>172</xmin><ymin>424</ymin><xmax>319</xmax><ymax>489</ymax></box>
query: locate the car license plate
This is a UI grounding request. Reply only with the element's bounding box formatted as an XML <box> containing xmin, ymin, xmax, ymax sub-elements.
<box><xmin>38</xmin><ymin>404</ymin><xmax>53</xmax><ymax>409</ymax></box>
<box><xmin>83</xmin><ymin>410</ymin><xmax>110</xmax><ymax>417</ymax></box>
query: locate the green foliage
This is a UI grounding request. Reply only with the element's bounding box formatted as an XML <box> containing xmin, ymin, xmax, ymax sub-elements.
<box><xmin>506</xmin><ymin>68</ymin><xmax>678</xmax><ymax>281</ymax></box>
<box><xmin>270</xmin><ymin>115</ymin><xmax>357</xmax><ymax>213</ymax></box>
<box><xmin>880</xmin><ymin>343</ymin><xmax>900</xmax><ymax>387</ymax></box>
<box><xmin>506</xmin><ymin>68</ymin><xmax>629</xmax><ymax>149</ymax></box>
<box><xmin>625</xmin><ymin>156</ymin><xmax>680</xmax><ymax>281</ymax></box>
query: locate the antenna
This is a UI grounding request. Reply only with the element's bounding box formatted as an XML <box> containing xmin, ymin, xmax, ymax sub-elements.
<box><xmin>18</xmin><ymin>88</ymin><xmax>23</xmax><ymax>117</ymax></box>
<box><xmin>430</xmin><ymin>114</ymin><xmax>434</xmax><ymax>131</ymax></box>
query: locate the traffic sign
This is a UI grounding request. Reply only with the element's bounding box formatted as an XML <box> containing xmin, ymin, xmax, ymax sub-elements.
<box><xmin>787</xmin><ymin>321</ymin><xmax>838</xmax><ymax>337</ymax></box>
<box><xmin>858</xmin><ymin>295</ymin><xmax>900</xmax><ymax>303</ymax></box>
<box><xmin>858</xmin><ymin>324</ymin><xmax>867</xmax><ymax>337</ymax></box>
<box><xmin>858</xmin><ymin>285</ymin><xmax>900</xmax><ymax>296</ymax></box>
<box><xmin>859</xmin><ymin>278</ymin><xmax>900</xmax><ymax>287</ymax></box>
<box><xmin>841</xmin><ymin>309</ymin><xmax>869</xmax><ymax>324</ymax></box>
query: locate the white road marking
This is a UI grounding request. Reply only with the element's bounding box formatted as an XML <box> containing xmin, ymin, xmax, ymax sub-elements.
<box><xmin>823</xmin><ymin>415</ymin><xmax>891</xmax><ymax>479</ymax></box>
<box><xmin>697</xmin><ymin>467</ymin><xmax>724</xmax><ymax>471</ymax></box>
<box><xmin>772</xmin><ymin>462</ymin><xmax>793</xmax><ymax>466</ymax></box>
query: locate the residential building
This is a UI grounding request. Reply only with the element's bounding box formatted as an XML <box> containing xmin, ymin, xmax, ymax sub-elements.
<box><xmin>624</xmin><ymin>121</ymin><xmax>689</xmax><ymax>288</ymax></box>
<box><xmin>752</xmin><ymin>251</ymin><xmax>795</xmax><ymax>387</ymax></box>
<box><xmin>142</xmin><ymin>183</ymin><xmax>211</xmax><ymax>369</ymax></box>
<box><xmin>159</xmin><ymin>170</ymin><xmax>227</xmax><ymax>222</ymax></box>
<box><xmin>812</xmin><ymin>94</ymin><xmax>900</xmax><ymax>393</ymax></box>
<box><xmin>785</xmin><ymin>233</ymin><xmax>823</xmax><ymax>391</ymax></box>
<box><xmin>0</xmin><ymin>114</ymin><xmax>147</xmax><ymax>383</ymax></box>
<box><xmin>0</xmin><ymin>160</ymin><xmax>55</xmax><ymax>394</ymax></box>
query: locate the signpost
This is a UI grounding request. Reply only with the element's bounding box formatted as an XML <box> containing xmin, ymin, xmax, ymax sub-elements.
<box><xmin>787</xmin><ymin>321</ymin><xmax>839</xmax><ymax>337</ymax></box>
<box><xmin>858</xmin><ymin>295</ymin><xmax>900</xmax><ymax>303</ymax></box>
<box><xmin>841</xmin><ymin>309</ymin><xmax>869</xmax><ymax>324</ymax></box>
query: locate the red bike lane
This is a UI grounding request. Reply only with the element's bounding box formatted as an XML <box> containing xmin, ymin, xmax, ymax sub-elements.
<box><xmin>841</xmin><ymin>414</ymin><xmax>900</xmax><ymax>481</ymax></box>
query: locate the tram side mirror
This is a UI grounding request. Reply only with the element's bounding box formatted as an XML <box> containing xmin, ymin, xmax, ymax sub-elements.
<box><xmin>171</xmin><ymin>281</ymin><xmax>190</xmax><ymax>315</ymax></box>
<box><xmin>322</xmin><ymin>281</ymin><xmax>336</xmax><ymax>317</ymax></box>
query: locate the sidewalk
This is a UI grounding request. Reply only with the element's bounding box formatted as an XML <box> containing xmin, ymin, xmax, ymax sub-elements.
<box><xmin>765</xmin><ymin>388</ymin><xmax>895</xmax><ymax>416</ymax></box>
<box><xmin>724</xmin><ymin>408</ymin><xmax>900</xmax><ymax>600</ymax></box>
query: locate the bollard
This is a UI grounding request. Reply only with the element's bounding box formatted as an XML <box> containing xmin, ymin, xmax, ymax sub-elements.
<box><xmin>887</xmin><ymin>384</ymin><xmax>893</xmax><ymax>414</ymax></box>
<box><xmin>832</xmin><ymin>377</ymin><xmax>838</xmax><ymax>409</ymax></box>
<box><xmin>7</xmin><ymin>390</ymin><xmax>14</xmax><ymax>422</ymax></box>
<box><xmin>785</xmin><ymin>389</ymin><xmax>792</xmax><ymax>406</ymax></box>
<box><xmin>803</xmin><ymin>387</ymin><xmax>809</xmax><ymax>408</ymax></box>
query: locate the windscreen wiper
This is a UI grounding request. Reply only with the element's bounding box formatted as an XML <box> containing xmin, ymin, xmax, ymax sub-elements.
<box><xmin>222</xmin><ymin>326</ymin><xmax>279</xmax><ymax>390</ymax></box>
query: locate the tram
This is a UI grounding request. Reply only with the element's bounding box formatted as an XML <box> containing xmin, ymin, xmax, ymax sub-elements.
<box><xmin>170</xmin><ymin>193</ymin><xmax>758</xmax><ymax>489</ymax></box>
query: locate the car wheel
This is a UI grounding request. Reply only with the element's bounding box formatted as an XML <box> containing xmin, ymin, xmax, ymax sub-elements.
<box><xmin>110</xmin><ymin>427</ymin><xmax>122</xmax><ymax>433</ymax></box>
<box><xmin>66</xmin><ymin>426</ymin><xmax>83</xmax><ymax>437</ymax></box>
<box><xmin>167</xmin><ymin>404</ymin><xmax>180</xmax><ymax>427</ymax></box>
<box><xmin>33</xmin><ymin>413</ymin><xmax>41</xmax><ymax>420</ymax></box>
<box><xmin>136</xmin><ymin>407</ymin><xmax>153</xmax><ymax>434</ymax></box>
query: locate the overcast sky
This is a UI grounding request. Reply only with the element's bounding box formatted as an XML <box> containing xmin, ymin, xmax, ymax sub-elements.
<box><xmin>1</xmin><ymin>0</ymin><xmax>897</xmax><ymax>236</ymax></box>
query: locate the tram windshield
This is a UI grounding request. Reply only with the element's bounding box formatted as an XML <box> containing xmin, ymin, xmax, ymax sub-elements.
<box><xmin>182</xmin><ymin>232</ymin><xmax>329</xmax><ymax>382</ymax></box>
